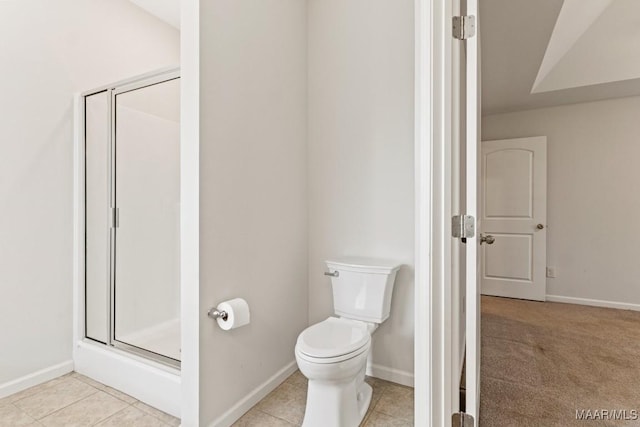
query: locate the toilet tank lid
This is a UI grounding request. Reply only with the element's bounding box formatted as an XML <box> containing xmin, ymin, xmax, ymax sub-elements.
<box><xmin>325</xmin><ymin>257</ymin><xmax>401</xmax><ymax>274</ymax></box>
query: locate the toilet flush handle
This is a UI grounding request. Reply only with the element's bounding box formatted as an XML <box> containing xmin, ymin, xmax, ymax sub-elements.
<box><xmin>324</xmin><ymin>271</ymin><xmax>339</xmax><ymax>277</ymax></box>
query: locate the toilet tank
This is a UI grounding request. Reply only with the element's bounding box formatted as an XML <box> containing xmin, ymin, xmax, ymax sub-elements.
<box><xmin>325</xmin><ymin>257</ymin><xmax>402</xmax><ymax>323</ymax></box>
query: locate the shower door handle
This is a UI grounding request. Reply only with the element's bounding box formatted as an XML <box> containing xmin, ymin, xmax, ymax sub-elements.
<box><xmin>111</xmin><ymin>208</ymin><xmax>119</xmax><ymax>228</ymax></box>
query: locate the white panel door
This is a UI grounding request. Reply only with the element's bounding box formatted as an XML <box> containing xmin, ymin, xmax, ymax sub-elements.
<box><xmin>463</xmin><ymin>0</ymin><xmax>481</xmax><ymax>421</ymax></box>
<box><xmin>449</xmin><ymin>0</ymin><xmax>482</xmax><ymax>422</ymax></box>
<box><xmin>480</xmin><ymin>137</ymin><xmax>547</xmax><ymax>301</ymax></box>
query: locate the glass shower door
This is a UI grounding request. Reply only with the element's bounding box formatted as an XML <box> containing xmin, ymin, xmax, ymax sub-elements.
<box><xmin>85</xmin><ymin>90</ymin><xmax>110</xmax><ymax>344</ymax></box>
<box><xmin>112</xmin><ymin>77</ymin><xmax>181</xmax><ymax>363</ymax></box>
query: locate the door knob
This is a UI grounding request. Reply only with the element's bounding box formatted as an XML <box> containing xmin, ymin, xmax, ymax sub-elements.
<box><xmin>537</xmin><ymin>224</ymin><xmax>544</xmax><ymax>230</ymax></box>
<box><xmin>480</xmin><ymin>234</ymin><xmax>495</xmax><ymax>245</ymax></box>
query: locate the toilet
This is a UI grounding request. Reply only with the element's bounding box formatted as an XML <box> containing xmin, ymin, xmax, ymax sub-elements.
<box><xmin>295</xmin><ymin>257</ymin><xmax>401</xmax><ymax>427</ymax></box>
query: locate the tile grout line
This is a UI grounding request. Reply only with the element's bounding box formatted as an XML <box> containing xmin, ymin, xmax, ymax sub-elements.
<box><xmin>256</xmin><ymin>408</ymin><xmax>299</xmax><ymax>426</ymax></box>
<box><xmin>369</xmin><ymin>384</ymin><xmax>415</xmax><ymax>424</ymax></box>
<box><xmin>4</xmin><ymin>374</ymin><xmax>178</xmax><ymax>426</ymax></box>
<box><xmin>69</xmin><ymin>375</ymin><xmax>179</xmax><ymax>425</ymax></box>
<box><xmin>38</xmin><ymin>389</ymin><xmax>101</xmax><ymax>421</ymax></box>
<box><xmin>133</xmin><ymin>402</ymin><xmax>178</xmax><ymax>426</ymax></box>
<box><xmin>92</xmin><ymin>404</ymin><xmax>133</xmax><ymax>427</ymax></box>
<box><xmin>93</xmin><ymin>398</ymin><xmax>174</xmax><ymax>427</ymax></box>
<box><xmin>8</xmin><ymin>379</ymin><xmax>68</xmax><ymax>405</ymax></box>
<box><xmin>21</xmin><ymin>380</ymin><xmax>119</xmax><ymax>425</ymax></box>
<box><xmin>93</xmin><ymin>402</ymin><xmax>175</xmax><ymax>427</ymax></box>
<box><xmin>370</xmin><ymin>409</ymin><xmax>414</xmax><ymax>424</ymax></box>
<box><xmin>7</xmin><ymin>403</ymin><xmax>39</xmax><ymax>425</ymax></box>
<box><xmin>22</xmin><ymin>387</ymin><xmax>101</xmax><ymax>421</ymax></box>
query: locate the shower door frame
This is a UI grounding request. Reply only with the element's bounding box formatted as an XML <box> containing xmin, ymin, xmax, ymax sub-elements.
<box><xmin>82</xmin><ymin>68</ymin><xmax>181</xmax><ymax>369</ymax></box>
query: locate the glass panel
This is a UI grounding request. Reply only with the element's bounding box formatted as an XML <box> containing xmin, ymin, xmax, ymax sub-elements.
<box><xmin>85</xmin><ymin>91</ymin><xmax>110</xmax><ymax>344</ymax></box>
<box><xmin>114</xmin><ymin>78</ymin><xmax>181</xmax><ymax>361</ymax></box>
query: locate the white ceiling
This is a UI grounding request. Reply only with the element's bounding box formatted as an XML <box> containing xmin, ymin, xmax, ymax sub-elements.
<box><xmin>482</xmin><ymin>0</ymin><xmax>640</xmax><ymax>115</ymax></box>
<box><xmin>127</xmin><ymin>0</ymin><xmax>180</xmax><ymax>29</ymax></box>
<box><xmin>531</xmin><ymin>0</ymin><xmax>613</xmax><ymax>92</ymax></box>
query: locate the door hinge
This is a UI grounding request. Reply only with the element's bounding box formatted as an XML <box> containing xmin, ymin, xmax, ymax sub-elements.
<box><xmin>452</xmin><ymin>215</ymin><xmax>475</xmax><ymax>243</ymax></box>
<box><xmin>453</xmin><ymin>15</ymin><xmax>476</xmax><ymax>40</ymax></box>
<box><xmin>452</xmin><ymin>412</ymin><xmax>475</xmax><ymax>427</ymax></box>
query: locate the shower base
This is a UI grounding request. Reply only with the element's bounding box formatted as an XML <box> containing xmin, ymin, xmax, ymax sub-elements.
<box><xmin>74</xmin><ymin>340</ymin><xmax>181</xmax><ymax>417</ymax></box>
<box><xmin>118</xmin><ymin>318</ymin><xmax>181</xmax><ymax>361</ymax></box>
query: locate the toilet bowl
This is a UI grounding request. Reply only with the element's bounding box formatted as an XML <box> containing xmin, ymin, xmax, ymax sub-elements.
<box><xmin>295</xmin><ymin>317</ymin><xmax>374</xmax><ymax>427</ymax></box>
<box><xmin>295</xmin><ymin>257</ymin><xmax>401</xmax><ymax>427</ymax></box>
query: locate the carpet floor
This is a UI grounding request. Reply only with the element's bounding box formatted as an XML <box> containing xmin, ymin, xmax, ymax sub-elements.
<box><xmin>480</xmin><ymin>296</ymin><xmax>640</xmax><ymax>427</ymax></box>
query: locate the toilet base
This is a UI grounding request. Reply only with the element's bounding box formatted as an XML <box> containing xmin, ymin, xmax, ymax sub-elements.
<box><xmin>301</xmin><ymin>366</ymin><xmax>372</xmax><ymax>427</ymax></box>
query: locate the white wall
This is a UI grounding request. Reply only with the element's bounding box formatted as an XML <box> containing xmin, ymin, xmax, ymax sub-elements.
<box><xmin>199</xmin><ymin>0</ymin><xmax>308</xmax><ymax>424</ymax></box>
<box><xmin>483</xmin><ymin>96</ymin><xmax>640</xmax><ymax>307</ymax></box>
<box><xmin>0</xmin><ymin>0</ymin><xmax>178</xmax><ymax>390</ymax></box>
<box><xmin>307</xmin><ymin>0</ymin><xmax>415</xmax><ymax>382</ymax></box>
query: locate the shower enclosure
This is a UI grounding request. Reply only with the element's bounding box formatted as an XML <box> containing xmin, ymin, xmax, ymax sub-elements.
<box><xmin>83</xmin><ymin>70</ymin><xmax>181</xmax><ymax>367</ymax></box>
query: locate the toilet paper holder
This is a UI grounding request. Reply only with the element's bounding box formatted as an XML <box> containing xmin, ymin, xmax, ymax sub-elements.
<box><xmin>207</xmin><ymin>298</ymin><xmax>251</xmax><ymax>330</ymax></box>
<box><xmin>207</xmin><ymin>307</ymin><xmax>228</xmax><ymax>321</ymax></box>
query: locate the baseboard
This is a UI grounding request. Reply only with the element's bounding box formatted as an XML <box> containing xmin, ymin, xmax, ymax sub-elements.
<box><xmin>0</xmin><ymin>360</ymin><xmax>74</xmax><ymax>399</ymax></box>
<box><xmin>209</xmin><ymin>361</ymin><xmax>298</xmax><ymax>427</ymax></box>
<box><xmin>546</xmin><ymin>294</ymin><xmax>640</xmax><ymax>312</ymax></box>
<box><xmin>366</xmin><ymin>363</ymin><xmax>414</xmax><ymax>388</ymax></box>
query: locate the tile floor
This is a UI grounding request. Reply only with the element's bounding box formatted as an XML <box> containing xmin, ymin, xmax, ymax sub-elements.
<box><xmin>0</xmin><ymin>372</ymin><xmax>179</xmax><ymax>427</ymax></box>
<box><xmin>232</xmin><ymin>370</ymin><xmax>414</xmax><ymax>426</ymax></box>
<box><xmin>1</xmin><ymin>370</ymin><xmax>412</xmax><ymax>426</ymax></box>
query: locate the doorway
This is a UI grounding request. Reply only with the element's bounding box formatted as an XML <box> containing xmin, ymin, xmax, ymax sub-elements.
<box><xmin>478</xmin><ymin>0</ymin><xmax>640</xmax><ymax>424</ymax></box>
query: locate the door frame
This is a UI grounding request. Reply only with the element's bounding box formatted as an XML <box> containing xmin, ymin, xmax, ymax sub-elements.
<box><xmin>78</xmin><ymin>70</ymin><xmax>183</xmax><ymax>369</ymax></box>
<box><xmin>415</xmin><ymin>0</ymin><xmax>456</xmax><ymax>426</ymax></box>
<box><xmin>180</xmin><ymin>0</ymin><xmax>200</xmax><ymax>425</ymax></box>
<box><xmin>109</xmin><ymin>71</ymin><xmax>182</xmax><ymax>368</ymax></box>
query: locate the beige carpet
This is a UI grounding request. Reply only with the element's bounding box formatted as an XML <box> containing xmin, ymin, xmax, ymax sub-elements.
<box><xmin>480</xmin><ymin>296</ymin><xmax>640</xmax><ymax>427</ymax></box>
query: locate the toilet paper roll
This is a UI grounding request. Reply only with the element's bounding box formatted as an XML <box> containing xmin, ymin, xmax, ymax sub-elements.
<box><xmin>216</xmin><ymin>298</ymin><xmax>251</xmax><ymax>331</ymax></box>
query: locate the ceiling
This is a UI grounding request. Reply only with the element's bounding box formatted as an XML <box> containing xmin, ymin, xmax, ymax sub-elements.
<box><xmin>124</xmin><ymin>0</ymin><xmax>640</xmax><ymax>116</ymax></box>
<box><xmin>481</xmin><ymin>0</ymin><xmax>640</xmax><ymax>115</ymax></box>
<box><xmin>127</xmin><ymin>0</ymin><xmax>180</xmax><ymax>29</ymax></box>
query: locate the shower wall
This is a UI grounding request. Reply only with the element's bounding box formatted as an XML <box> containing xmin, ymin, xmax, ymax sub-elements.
<box><xmin>114</xmin><ymin>87</ymin><xmax>181</xmax><ymax>353</ymax></box>
<box><xmin>0</xmin><ymin>0</ymin><xmax>178</xmax><ymax>396</ymax></box>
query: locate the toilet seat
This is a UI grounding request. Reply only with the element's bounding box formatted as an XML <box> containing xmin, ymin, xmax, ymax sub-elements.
<box><xmin>296</xmin><ymin>317</ymin><xmax>371</xmax><ymax>362</ymax></box>
<box><xmin>296</xmin><ymin>339</ymin><xmax>370</xmax><ymax>365</ymax></box>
